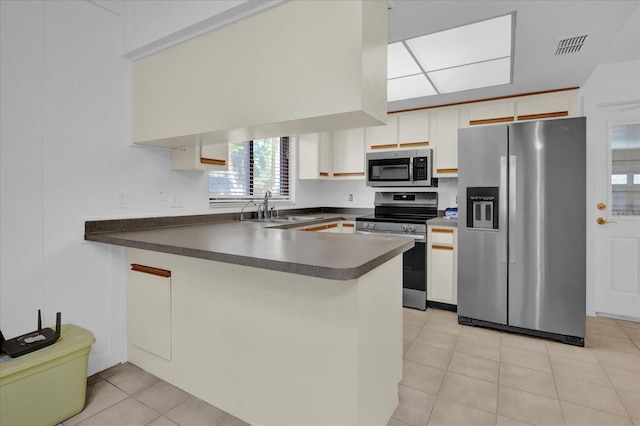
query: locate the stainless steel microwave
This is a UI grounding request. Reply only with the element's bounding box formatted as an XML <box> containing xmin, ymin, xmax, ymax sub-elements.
<box><xmin>366</xmin><ymin>149</ymin><xmax>437</xmax><ymax>187</ymax></box>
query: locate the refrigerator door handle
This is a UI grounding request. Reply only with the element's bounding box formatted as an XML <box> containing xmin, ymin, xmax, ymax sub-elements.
<box><xmin>509</xmin><ymin>155</ymin><xmax>517</xmax><ymax>264</ymax></box>
<box><xmin>500</xmin><ymin>156</ymin><xmax>508</xmax><ymax>264</ymax></box>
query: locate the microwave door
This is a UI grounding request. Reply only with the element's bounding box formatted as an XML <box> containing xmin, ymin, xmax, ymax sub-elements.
<box><xmin>368</xmin><ymin>158</ymin><xmax>411</xmax><ymax>186</ymax></box>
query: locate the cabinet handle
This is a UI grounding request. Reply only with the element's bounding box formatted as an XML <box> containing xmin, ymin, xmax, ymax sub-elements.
<box><xmin>432</xmin><ymin>244</ymin><xmax>454</xmax><ymax>251</ymax></box>
<box><xmin>319</xmin><ymin>172</ymin><xmax>330</xmax><ymax>177</ymax></box>
<box><xmin>436</xmin><ymin>168</ymin><xmax>458</xmax><ymax>174</ymax></box>
<box><xmin>333</xmin><ymin>172</ymin><xmax>365</xmax><ymax>177</ymax></box>
<box><xmin>371</xmin><ymin>144</ymin><xmax>398</xmax><ymax>150</ymax></box>
<box><xmin>398</xmin><ymin>141</ymin><xmax>429</xmax><ymax>147</ymax></box>
<box><xmin>342</xmin><ymin>223</ymin><xmax>354</xmax><ymax>228</ymax></box>
<box><xmin>200</xmin><ymin>157</ymin><xmax>226</xmax><ymax>166</ymax></box>
<box><xmin>131</xmin><ymin>264</ymin><xmax>171</xmax><ymax>278</ymax></box>
<box><xmin>304</xmin><ymin>225</ymin><xmax>328</xmax><ymax>232</ymax></box>
<box><xmin>469</xmin><ymin>116</ymin><xmax>514</xmax><ymax>126</ymax></box>
<box><xmin>432</xmin><ymin>228</ymin><xmax>454</xmax><ymax>234</ymax></box>
<box><xmin>517</xmin><ymin>111</ymin><xmax>568</xmax><ymax>121</ymax></box>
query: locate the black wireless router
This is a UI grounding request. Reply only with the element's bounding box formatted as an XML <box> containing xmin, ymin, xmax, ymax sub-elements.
<box><xmin>0</xmin><ymin>310</ymin><xmax>61</xmax><ymax>358</ymax></box>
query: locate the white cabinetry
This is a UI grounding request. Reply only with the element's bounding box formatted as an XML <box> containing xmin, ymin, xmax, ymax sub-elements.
<box><xmin>298</xmin><ymin>133</ymin><xmax>330</xmax><ymax>179</ymax></box>
<box><xmin>468</xmin><ymin>101</ymin><xmax>515</xmax><ymax>126</ymax></box>
<box><xmin>128</xmin><ymin>263</ymin><xmax>172</xmax><ymax>360</ymax></box>
<box><xmin>333</xmin><ymin>128</ymin><xmax>365</xmax><ymax>178</ymax></box>
<box><xmin>365</xmin><ymin>115</ymin><xmax>398</xmax><ymax>151</ymax></box>
<box><xmin>171</xmin><ymin>143</ymin><xmax>228</xmax><ymax>172</ymax></box>
<box><xmin>397</xmin><ymin>110</ymin><xmax>429</xmax><ymax>148</ymax></box>
<box><xmin>430</xmin><ymin>108</ymin><xmax>459</xmax><ymax>177</ymax></box>
<box><xmin>297</xmin><ymin>220</ymin><xmax>356</xmax><ymax>233</ymax></box>
<box><xmin>515</xmin><ymin>91</ymin><xmax>576</xmax><ymax>120</ymax></box>
<box><xmin>427</xmin><ymin>225</ymin><xmax>457</xmax><ymax>306</ymax></box>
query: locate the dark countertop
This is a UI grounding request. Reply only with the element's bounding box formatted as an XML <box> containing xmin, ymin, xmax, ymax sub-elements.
<box><xmin>427</xmin><ymin>217</ymin><xmax>458</xmax><ymax>227</ymax></box>
<box><xmin>85</xmin><ymin>211</ymin><xmax>413</xmax><ymax>281</ymax></box>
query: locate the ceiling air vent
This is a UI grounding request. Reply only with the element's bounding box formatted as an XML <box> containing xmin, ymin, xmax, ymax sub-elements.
<box><xmin>554</xmin><ymin>35</ymin><xmax>588</xmax><ymax>55</ymax></box>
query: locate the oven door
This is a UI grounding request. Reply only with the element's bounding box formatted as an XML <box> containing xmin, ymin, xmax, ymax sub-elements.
<box><xmin>356</xmin><ymin>230</ymin><xmax>427</xmax><ymax>310</ymax></box>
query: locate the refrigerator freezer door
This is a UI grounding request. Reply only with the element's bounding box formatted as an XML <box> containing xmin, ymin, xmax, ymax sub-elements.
<box><xmin>458</xmin><ymin>125</ymin><xmax>508</xmax><ymax>325</ymax></box>
<box><xmin>508</xmin><ymin>118</ymin><xmax>586</xmax><ymax>338</ymax></box>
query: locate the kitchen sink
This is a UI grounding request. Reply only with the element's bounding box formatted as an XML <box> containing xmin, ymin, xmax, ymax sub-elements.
<box><xmin>245</xmin><ymin>216</ymin><xmax>321</xmax><ymax>224</ymax></box>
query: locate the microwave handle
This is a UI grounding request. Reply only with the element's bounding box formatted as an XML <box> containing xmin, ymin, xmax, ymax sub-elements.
<box><xmin>409</xmin><ymin>157</ymin><xmax>414</xmax><ymax>182</ymax></box>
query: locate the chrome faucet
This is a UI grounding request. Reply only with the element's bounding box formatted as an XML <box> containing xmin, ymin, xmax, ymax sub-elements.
<box><xmin>263</xmin><ymin>191</ymin><xmax>272</xmax><ymax>218</ymax></box>
<box><xmin>239</xmin><ymin>200</ymin><xmax>256</xmax><ymax>221</ymax></box>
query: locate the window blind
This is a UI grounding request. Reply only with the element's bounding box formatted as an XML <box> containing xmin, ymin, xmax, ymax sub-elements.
<box><xmin>209</xmin><ymin>137</ymin><xmax>290</xmax><ymax>202</ymax></box>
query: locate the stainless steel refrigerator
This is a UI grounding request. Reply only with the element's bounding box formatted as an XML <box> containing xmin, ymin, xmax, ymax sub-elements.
<box><xmin>457</xmin><ymin>117</ymin><xmax>586</xmax><ymax>346</ymax></box>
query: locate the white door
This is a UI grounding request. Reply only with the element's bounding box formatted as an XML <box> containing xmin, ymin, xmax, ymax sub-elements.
<box><xmin>587</xmin><ymin>100</ymin><xmax>640</xmax><ymax>321</ymax></box>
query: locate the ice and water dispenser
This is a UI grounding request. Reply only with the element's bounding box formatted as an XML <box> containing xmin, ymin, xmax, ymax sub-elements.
<box><xmin>466</xmin><ymin>187</ymin><xmax>499</xmax><ymax>230</ymax></box>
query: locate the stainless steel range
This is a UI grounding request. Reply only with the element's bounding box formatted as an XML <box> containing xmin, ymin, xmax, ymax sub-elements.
<box><xmin>356</xmin><ymin>192</ymin><xmax>438</xmax><ymax>310</ymax></box>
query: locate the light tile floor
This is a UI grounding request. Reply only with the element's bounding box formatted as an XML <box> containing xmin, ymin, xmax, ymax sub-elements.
<box><xmin>59</xmin><ymin>308</ymin><xmax>640</xmax><ymax>426</ymax></box>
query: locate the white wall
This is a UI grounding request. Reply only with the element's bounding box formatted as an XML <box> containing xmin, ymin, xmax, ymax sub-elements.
<box><xmin>0</xmin><ymin>0</ymin><xmax>218</xmax><ymax>374</ymax></box>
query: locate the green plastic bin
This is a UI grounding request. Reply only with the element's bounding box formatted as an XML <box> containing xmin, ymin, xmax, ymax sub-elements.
<box><xmin>0</xmin><ymin>324</ymin><xmax>95</xmax><ymax>426</ymax></box>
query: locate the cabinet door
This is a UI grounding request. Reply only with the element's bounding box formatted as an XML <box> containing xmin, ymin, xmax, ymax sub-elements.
<box><xmin>333</xmin><ymin>128</ymin><xmax>365</xmax><ymax>177</ymax></box>
<box><xmin>366</xmin><ymin>115</ymin><xmax>398</xmax><ymax>151</ymax></box>
<box><xmin>318</xmin><ymin>132</ymin><xmax>333</xmax><ymax>177</ymax></box>
<box><xmin>128</xmin><ymin>264</ymin><xmax>172</xmax><ymax>360</ymax></box>
<box><xmin>432</xmin><ymin>108</ymin><xmax>459</xmax><ymax>176</ymax></box>
<box><xmin>298</xmin><ymin>133</ymin><xmax>320</xmax><ymax>179</ymax></box>
<box><xmin>172</xmin><ymin>144</ymin><xmax>228</xmax><ymax>172</ymax></box>
<box><xmin>468</xmin><ymin>101</ymin><xmax>514</xmax><ymax>126</ymax></box>
<box><xmin>431</xmin><ymin>246</ymin><xmax>454</xmax><ymax>302</ymax></box>
<box><xmin>516</xmin><ymin>93</ymin><xmax>573</xmax><ymax>121</ymax></box>
<box><xmin>397</xmin><ymin>110</ymin><xmax>429</xmax><ymax>148</ymax></box>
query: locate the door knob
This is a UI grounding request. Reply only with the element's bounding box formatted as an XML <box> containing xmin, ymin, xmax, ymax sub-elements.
<box><xmin>597</xmin><ymin>203</ymin><xmax>606</xmax><ymax>210</ymax></box>
<box><xmin>596</xmin><ymin>217</ymin><xmax>617</xmax><ymax>225</ymax></box>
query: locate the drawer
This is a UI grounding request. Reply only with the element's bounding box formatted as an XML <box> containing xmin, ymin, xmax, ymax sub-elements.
<box><xmin>430</xmin><ymin>227</ymin><xmax>454</xmax><ymax>245</ymax></box>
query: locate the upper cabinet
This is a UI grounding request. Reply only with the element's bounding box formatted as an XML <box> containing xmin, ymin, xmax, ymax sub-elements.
<box><xmin>468</xmin><ymin>101</ymin><xmax>515</xmax><ymax>126</ymax></box>
<box><xmin>430</xmin><ymin>108</ymin><xmax>460</xmax><ymax>177</ymax></box>
<box><xmin>132</xmin><ymin>1</ymin><xmax>387</xmax><ymax>149</ymax></box>
<box><xmin>171</xmin><ymin>143</ymin><xmax>228</xmax><ymax>172</ymax></box>
<box><xmin>397</xmin><ymin>110</ymin><xmax>430</xmax><ymax>148</ymax></box>
<box><xmin>366</xmin><ymin>115</ymin><xmax>398</xmax><ymax>151</ymax></box>
<box><xmin>333</xmin><ymin>128</ymin><xmax>365</xmax><ymax>178</ymax></box>
<box><xmin>515</xmin><ymin>91</ymin><xmax>576</xmax><ymax>121</ymax></box>
<box><xmin>298</xmin><ymin>129</ymin><xmax>364</xmax><ymax>180</ymax></box>
<box><xmin>365</xmin><ymin>110</ymin><xmax>430</xmax><ymax>152</ymax></box>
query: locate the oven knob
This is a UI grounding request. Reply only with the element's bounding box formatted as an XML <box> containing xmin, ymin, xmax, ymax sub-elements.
<box><xmin>368</xmin><ymin>222</ymin><xmax>375</xmax><ymax>230</ymax></box>
<box><xmin>409</xmin><ymin>225</ymin><xmax>416</xmax><ymax>232</ymax></box>
<box><xmin>402</xmin><ymin>224</ymin><xmax>408</xmax><ymax>232</ymax></box>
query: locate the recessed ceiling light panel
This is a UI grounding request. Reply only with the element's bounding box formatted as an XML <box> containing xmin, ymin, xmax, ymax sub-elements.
<box><xmin>406</xmin><ymin>14</ymin><xmax>512</xmax><ymax>72</ymax></box>
<box><xmin>427</xmin><ymin>57</ymin><xmax>511</xmax><ymax>93</ymax></box>
<box><xmin>388</xmin><ymin>42</ymin><xmax>422</xmax><ymax>79</ymax></box>
<box><xmin>388</xmin><ymin>74</ymin><xmax>437</xmax><ymax>102</ymax></box>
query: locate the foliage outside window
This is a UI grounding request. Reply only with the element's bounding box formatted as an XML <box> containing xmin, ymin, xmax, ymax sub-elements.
<box><xmin>209</xmin><ymin>137</ymin><xmax>290</xmax><ymax>204</ymax></box>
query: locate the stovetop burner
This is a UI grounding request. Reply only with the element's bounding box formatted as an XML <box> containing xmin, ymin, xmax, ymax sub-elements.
<box><xmin>355</xmin><ymin>191</ymin><xmax>438</xmax><ymax>225</ymax></box>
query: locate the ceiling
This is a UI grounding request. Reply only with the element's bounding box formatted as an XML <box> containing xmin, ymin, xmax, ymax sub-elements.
<box><xmin>387</xmin><ymin>0</ymin><xmax>640</xmax><ymax>112</ymax></box>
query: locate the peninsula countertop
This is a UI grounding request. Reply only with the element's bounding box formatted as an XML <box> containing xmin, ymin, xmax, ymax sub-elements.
<box><xmin>85</xmin><ymin>215</ymin><xmax>414</xmax><ymax>281</ymax></box>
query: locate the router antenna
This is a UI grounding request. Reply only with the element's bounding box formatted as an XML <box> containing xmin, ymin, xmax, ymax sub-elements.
<box><xmin>55</xmin><ymin>312</ymin><xmax>61</xmax><ymax>338</ymax></box>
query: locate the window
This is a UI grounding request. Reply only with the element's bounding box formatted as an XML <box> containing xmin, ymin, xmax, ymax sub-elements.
<box><xmin>611</xmin><ymin>122</ymin><xmax>640</xmax><ymax>215</ymax></box>
<box><xmin>209</xmin><ymin>137</ymin><xmax>290</xmax><ymax>204</ymax></box>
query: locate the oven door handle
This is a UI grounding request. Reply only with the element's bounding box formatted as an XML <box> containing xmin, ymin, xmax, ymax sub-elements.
<box><xmin>356</xmin><ymin>231</ymin><xmax>425</xmax><ymax>241</ymax></box>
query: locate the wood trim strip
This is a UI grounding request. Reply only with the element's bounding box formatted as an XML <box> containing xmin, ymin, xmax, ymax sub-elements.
<box><xmin>389</xmin><ymin>87</ymin><xmax>579</xmax><ymax>114</ymax></box>
<box><xmin>319</xmin><ymin>172</ymin><xmax>330</xmax><ymax>177</ymax></box>
<box><xmin>131</xmin><ymin>264</ymin><xmax>171</xmax><ymax>278</ymax></box>
<box><xmin>304</xmin><ymin>225</ymin><xmax>329</xmax><ymax>232</ymax></box>
<box><xmin>333</xmin><ymin>172</ymin><xmax>365</xmax><ymax>177</ymax></box>
<box><xmin>432</xmin><ymin>244</ymin><xmax>454</xmax><ymax>251</ymax></box>
<box><xmin>398</xmin><ymin>141</ymin><xmax>429</xmax><ymax>147</ymax></box>
<box><xmin>517</xmin><ymin>111</ymin><xmax>569</xmax><ymax>121</ymax></box>
<box><xmin>342</xmin><ymin>223</ymin><xmax>355</xmax><ymax>228</ymax></box>
<box><xmin>432</xmin><ymin>228</ymin><xmax>454</xmax><ymax>234</ymax></box>
<box><xmin>327</xmin><ymin>223</ymin><xmax>339</xmax><ymax>229</ymax></box>
<box><xmin>469</xmin><ymin>116</ymin><xmax>514</xmax><ymax>126</ymax></box>
<box><xmin>200</xmin><ymin>158</ymin><xmax>226</xmax><ymax>166</ymax></box>
<box><xmin>371</xmin><ymin>144</ymin><xmax>398</xmax><ymax>150</ymax></box>
<box><xmin>436</xmin><ymin>168</ymin><xmax>458</xmax><ymax>174</ymax></box>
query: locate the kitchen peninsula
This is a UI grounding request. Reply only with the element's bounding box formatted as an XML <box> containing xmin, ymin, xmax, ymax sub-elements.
<box><xmin>85</xmin><ymin>214</ymin><xmax>412</xmax><ymax>426</ymax></box>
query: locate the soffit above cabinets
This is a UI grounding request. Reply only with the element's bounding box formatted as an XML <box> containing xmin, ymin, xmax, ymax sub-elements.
<box><xmin>133</xmin><ymin>0</ymin><xmax>387</xmax><ymax>149</ymax></box>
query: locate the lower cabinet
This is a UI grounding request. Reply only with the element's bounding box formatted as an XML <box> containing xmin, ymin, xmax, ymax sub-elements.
<box><xmin>427</xmin><ymin>225</ymin><xmax>457</xmax><ymax>306</ymax></box>
<box><xmin>128</xmin><ymin>262</ymin><xmax>172</xmax><ymax>360</ymax></box>
<box><xmin>298</xmin><ymin>220</ymin><xmax>356</xmax><ymax>233</ymax></box>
